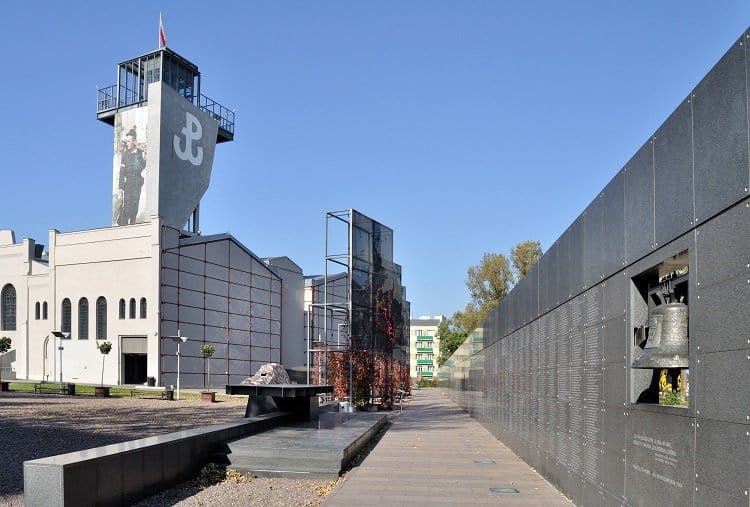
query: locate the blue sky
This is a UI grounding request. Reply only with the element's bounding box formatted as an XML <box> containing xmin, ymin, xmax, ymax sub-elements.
<box><xmin>1</xmin><ymin>3</ymin><xmax>747</xmax><ymax>318</ymax></box>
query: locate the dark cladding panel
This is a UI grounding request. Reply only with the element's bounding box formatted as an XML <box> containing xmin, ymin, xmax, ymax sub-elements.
<box><xmin>601</xmin><ymin>405</ymin><xmax>628</xmax><ymax>456</ymax></box>
<box><xmin>654</xmin><ymin>98</ymin><xmax>694</xmax><ymax>246</ymax></box>
<box><xmin>602</xmin><ymin>272</ymin><xmax>627</xmax><ymax>321</ymax></box>
<box><xmin>599</xmin><ymin>444</ymin><xmax>626</xmax><ymax>499</ymax></box>
<box><xmin>693</xmin><ymin>37</ymin><xmax>749</xmax><ymax>223</ymax></box>
<box><xmin>602</xmin><ymin>316</ymin><xmax>627</xmax><ymax>364</ymax></box>
<box><xmin>583</xmin><ymin>195</ymin><xmax>604</xmax><ymax>288</ymax></box>
<box><xmin>602</xmin><ymin>362</ymin><xmax>626</xmax><ymax>408</ymax></box>
<box><xmin>584</xmin><ymin>284</ymin><xmax>602</xmax><ymax>330</ymax></box>
<box><xmin>547</xmin><ymin>244</ymin><xmax>560</xmax><ymax>309</ymax></box>
<box><xmin>695</xmin><ymin>418</ymin><xmax>750</xmax><ymax>502</ymax></box>
<box><xmin>557</xmin><ymin>231</ymin><xmax>571</xmax><ymax>304</ymax></box>
<box><xmin>695</xmin><ymin>201</ymin><xmax>750</xmax><ymax>288</ymax></box>
<box><xmin>624</xmin><ymin>141</ymin><xmax>655</xmax><ymax>264</ymax></box>
<box><xmin>694</xmin><ymin>483</ymin><xmax>748</xmax><ymax>507</ymax></box>
<box><xmin>696</xmin><ymin>349</ymin><xmax>750</xmax><ymax>425</ymax></box>
<box><xmin>625</xmin><ymin>410</ymin><xmax>695</xmax><ymax>506</ymax></box>
<box><xmin>538</xmin><ymin>250</ymin><xmax>551</xmax><ymax>315</ymax></box>
<box><xmin>602</xmin><ymin>170</ymin><xmax>626</xmax><ymax>276</ymax></box>
<box><xmin>692</xmin><ymin>274</ymin><xmax>750</xmax><ymax>354</ymax></box>
<box><xmin>569</xmin><ymin>216</ymin><xmax>584</xmax><ymax>295</ymax></box>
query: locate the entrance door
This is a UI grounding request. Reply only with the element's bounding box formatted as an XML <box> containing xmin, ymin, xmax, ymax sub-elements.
<box><xmin>123</xmin><ymin>353</ymin><xmax>147</xmax><ymax>384</ymax></box>
<box><xmin>120</xmin><ymin>336</ymin><xmax>148</xmax><ymax>384</ymax></box>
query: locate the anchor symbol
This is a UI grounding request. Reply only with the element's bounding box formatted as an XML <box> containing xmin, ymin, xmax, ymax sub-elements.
<box><xmin>173</xmin><ymin>111</ymin><xmax>204</xmax><ymax>166</ymax></box>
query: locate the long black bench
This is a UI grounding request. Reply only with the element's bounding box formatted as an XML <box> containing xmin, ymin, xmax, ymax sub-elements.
<box><xmin>33</xmin><ymin>382</ymin><xmax>75</xmax><ymax>395</ymax></box>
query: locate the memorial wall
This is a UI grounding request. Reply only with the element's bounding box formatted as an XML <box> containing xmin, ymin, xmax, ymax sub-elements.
<box><xmin>442</xmin><ymin>28</ymin><xmax>750</xmax><ymax>506</ymax></box>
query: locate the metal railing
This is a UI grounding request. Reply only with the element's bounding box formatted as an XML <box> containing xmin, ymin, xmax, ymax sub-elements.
<box><xmin>96</xmin><ymin>85</ymin><xmax>235</xmax><ymax>137</ymax></box>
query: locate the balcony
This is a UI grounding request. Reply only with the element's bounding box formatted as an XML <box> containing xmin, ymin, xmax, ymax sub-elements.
<box><xmin>416</xmin><ymin>347</ymin><xmax>433</xmax><ymax>353</ymax></box>
<box><xmin>97</xmin><ymin>84</ymin><xmax>234</xmax><ymax>143</ymax></box>
<box><xmin>416</xmin><ymin>335</ymin><xmax>433</xmax><ymax>341</ymax></box>
<box><xmin>417</xmin><ymin>359</ymin><xmax>433</xmax><ymax>365</ymax></box>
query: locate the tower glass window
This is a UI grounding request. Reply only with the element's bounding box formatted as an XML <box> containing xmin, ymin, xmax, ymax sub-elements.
<box><xmin>61</xmin><ymin>298</ymin><xmax>71</xmax><ymax>334</ymax></box>
<box><xmin>140</xmin><ymin>297</ymin><xmax>147</xmax><ymax>319</ymax></box>
<box><xmin>78</xmin><ymin>298</ymin><xmax>89</xmax><ymax>340</ymax></box>
<box><xmin>119</xmin><ymin>298</ymin><xmax>126</xmax><ymax>319</ymax></box>
<box><xmin>42</xmin><ymin>302</ymin><xmax>48</xmax><ymax>320</ymax></box>
<box><xmin>1</xmin><ymin>284</ymin><xmax>16</xmax><ymax>331</ymax></box>
<box><xmin>96</xmin><ymin>297</ymin><xmax>107</xmax><ymax>340</ymax></box>
<box><xmin>129</xmin><ymin>298</ymin><xmax>136</xmax><ymax>319</ymax></box>
<box><xmin>35</xmin><ymin>302</ymin><xmax>40</xmax><ymax>320</ymax></box>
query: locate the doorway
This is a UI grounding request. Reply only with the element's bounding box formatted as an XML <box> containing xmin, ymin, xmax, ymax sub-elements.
<box><xmin>123</xmin><ymin>353</ymin><xmax>147</xmax><ymax>384</ymax></box>
<box><xmin>120</xmin><ymin>336</ymin><xmax>148</xmax><ymax>385</ymax></box>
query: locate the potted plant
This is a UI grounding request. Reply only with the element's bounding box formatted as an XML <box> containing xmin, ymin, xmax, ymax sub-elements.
<box><xmin>0</xmin><ymin>336</ymin><xmax>11</xmax><ymax>392</ymax></box>
<box><xmin>200</xmin><ymin>343</ymin><xmax>215</xmax><ymax>402</ymax></box>
<box><xmin>95</xmin><ymin>341</ymin><xmax>112</xmax><ymax>397</ymax></box>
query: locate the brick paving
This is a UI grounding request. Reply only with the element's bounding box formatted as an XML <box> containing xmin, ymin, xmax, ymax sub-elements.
<box><xmin>324</xmin><ymin>389</ymin><xmax>573</xmax><ymax>506</ymax></box>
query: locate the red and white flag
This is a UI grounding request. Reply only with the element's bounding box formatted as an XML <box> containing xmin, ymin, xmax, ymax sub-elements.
<box><xmin>159</xmin><ymin>13</ymin><xmax>167</xmax><ymax>49</ymax></box>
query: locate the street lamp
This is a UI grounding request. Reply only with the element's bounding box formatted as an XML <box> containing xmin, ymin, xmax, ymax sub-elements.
<box><xmin>51</xmin><ymin>331</ymin><xmax>70</xmax><ymax>383</ymax></box>
<box><xmin>164</xmin><ymin>331</ymin><xmax>188</xmax><ymax>400</ymax></box>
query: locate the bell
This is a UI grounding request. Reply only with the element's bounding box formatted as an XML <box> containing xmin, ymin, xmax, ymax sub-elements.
<box><xmin>632</xmin><ymin>298</ymin><xmax>689</xmax><ymax>369</ymax></box>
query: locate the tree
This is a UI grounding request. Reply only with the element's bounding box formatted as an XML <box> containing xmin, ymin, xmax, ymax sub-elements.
<box><xmin>465</xmin><ymin>240</ymin><xmax>542</xmax><ymax>318</ymax></box>
<box><xmin>437</xmin><ymin>316</ymin><xmax>468</xmax><ymax>366</ymax></box>
<box><xmin>466</xmin><ymin>252</ymin><xmax>513</xmax><ymax>310</ymax></box>
<box><xmin>200</xmin><ymin>344</ymin><xmax>215</xmax><ymax>391</ymax></box>
<box><xmin>96</xmin><ymin>341</ymin><xmax>112</xmax><ymax>387</ymax></box>
<box><xmin>510</xmin><ymin>240</ymin><xmax>542</xmax><ymax>278</ymax></box>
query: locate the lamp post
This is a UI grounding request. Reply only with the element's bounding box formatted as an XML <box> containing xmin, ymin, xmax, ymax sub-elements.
<box><xmin>164</xmin><ymin>331</ymin><xmax>188</xmax><ymax>400</ymax></box>
<box><xmin>51</xmin><ymin>331</ymin><xmax>70</xmax><ymax>383</ymax></box>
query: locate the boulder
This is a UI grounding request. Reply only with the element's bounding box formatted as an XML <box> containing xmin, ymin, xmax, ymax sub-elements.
<box><xmin>241</xmin><ymin>363</ymin><xmax>292</xmax><ymax>385</ymax></box>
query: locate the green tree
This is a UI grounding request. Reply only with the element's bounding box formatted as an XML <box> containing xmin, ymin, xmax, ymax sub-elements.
<box><xmin>466</xmin><ymin>252</ymin><xmax>514</xmax><ymax>310</ymax></box>
<box><xmin>510</xmin><ymin>240</ymin><xmax>542</xmax><ymax>278</ymax></box>
<box><xmin>437</xmin><ymin>315</ymin><xmax>468</xmax><ymax>366</ymax></box>
<box><xmin>200</xmin><ymin>344</ymin><xmax>215</xmax><ymax>391</ymax></box>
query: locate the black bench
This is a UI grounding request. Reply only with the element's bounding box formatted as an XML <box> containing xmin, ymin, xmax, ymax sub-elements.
<box><xmin>33</xmin><ymin>382</ymin><xmax>75</xmax><ymax>395</ymax></box>
<box><xmin>225</xmin><ymin>384</ymin><xmax>334</xmax><ymax>421</ymax></box>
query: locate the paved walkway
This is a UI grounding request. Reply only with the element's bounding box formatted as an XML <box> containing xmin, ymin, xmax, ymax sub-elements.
<box><xmin>324</xmin><ymin>389</ymin><xmax>572</xmax><ymax>506</ymax></box>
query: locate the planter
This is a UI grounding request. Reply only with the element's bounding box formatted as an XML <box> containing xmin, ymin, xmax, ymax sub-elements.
<box><xmin>94</xmin><ymin>386</ymin><xmax>110</xmax><ymax>398</ymax></box>
<box><xmin>0</xmin><ymin>381</ymin><xmax>8</xmax><ymax>392</ymax></box>
<box><xmin>201</xmin><ymin>391</ymin><xmax>216</xmax><ymax>403</ymax></box>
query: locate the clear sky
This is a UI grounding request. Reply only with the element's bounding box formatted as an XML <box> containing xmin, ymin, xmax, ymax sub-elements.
<box><xmin>1</xmin><ymin>3</ymin><xmax>747</xmax><ymax>318</ymax></box>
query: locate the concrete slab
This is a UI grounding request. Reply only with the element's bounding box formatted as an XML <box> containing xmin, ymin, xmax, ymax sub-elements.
<box><xmin>215</xmin><ymin>411</ymin><xmax>386</xmax><ymax>479</ymax></box>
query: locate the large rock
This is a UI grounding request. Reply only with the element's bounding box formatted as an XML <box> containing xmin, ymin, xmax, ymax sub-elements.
<box><xmin>241</xmin><ymin>363</ymin><xmax>292</xmax><ymax>385</ymax></box>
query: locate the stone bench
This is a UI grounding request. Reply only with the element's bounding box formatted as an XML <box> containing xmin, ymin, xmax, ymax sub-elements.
<box><xmin>23</xmin><ymin>412</ymin><xmax>290</xmax><ymax>507</ymax></box>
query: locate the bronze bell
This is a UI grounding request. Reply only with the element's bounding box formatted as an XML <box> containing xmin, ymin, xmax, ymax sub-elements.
<box><xmin>632</xmin><ymin>295</ymin><xmax>689</xmax><ymax>369</ymax></box>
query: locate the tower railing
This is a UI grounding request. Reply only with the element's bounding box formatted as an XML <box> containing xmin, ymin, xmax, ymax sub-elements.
<box><xmin>96</xmin><ymin>85</ymin><xmax>235</xmax><ymax>137</ymax></box>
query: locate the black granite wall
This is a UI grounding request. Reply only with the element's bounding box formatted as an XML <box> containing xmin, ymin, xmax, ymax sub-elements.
<box><xmin>443</xmin><ymin>28</ymin><xmax>750</xmax><ymax>506</ymax></box>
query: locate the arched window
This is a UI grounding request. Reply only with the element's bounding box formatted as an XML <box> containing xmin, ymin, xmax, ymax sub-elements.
<box><xmin>42</xmin><ymin>301</ymin><xmax>48</xmax><ymax>320</ymax></box>
<box><xmin>61</xmin><ymin>298</ymin><xmax>71</xmax><ymax>334</ymax></box>
<box><xmin>1</xmin><ymin>284</ymin><xmax>16</xmax><ymax>330</ymax></box>
<box><xmin>119</xmin><ymin>298</ymin><xmax>126</xmax><ymax>319</ymax></box>
<box><xmin>35</xmin><ymin>302</ymin><xmax>40</xmax><ymax>320</ymax></box>
<box><xmin>78</xmin><ymin>298</ymin><xmax>89</xmax><ymax>340</ymax></box>
<box><xmin>96</xmin><ymin>297</ymin><xmax>107</xmax><ymax>340</ymax></box>
<box><xmin>140</xmin><ymin>297</ymin><xmax>147</xmax><ymax>319</ymax></box>
<box><xmin>129</xmin><ymin>298</ymin><xmax>136</xmax><ymax>319</ymax></box>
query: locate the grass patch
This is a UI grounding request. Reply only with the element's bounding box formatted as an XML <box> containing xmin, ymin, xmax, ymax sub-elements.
<box><xmin>6</xmin><ymin>381</ymin><xmax>243</xmax><ymax>402</ymax></box>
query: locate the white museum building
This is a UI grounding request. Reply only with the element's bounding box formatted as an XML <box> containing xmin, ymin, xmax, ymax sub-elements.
<box><xmin>0</xmin><ymin>46</ymin><xmax>307</xmax><ymax>388</ymax></box>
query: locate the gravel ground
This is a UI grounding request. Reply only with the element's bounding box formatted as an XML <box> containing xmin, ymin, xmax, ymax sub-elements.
<box><xmin>0</xmin><ymin>391</ymin><xmax>349</xmax><ymax>507</ymax></box>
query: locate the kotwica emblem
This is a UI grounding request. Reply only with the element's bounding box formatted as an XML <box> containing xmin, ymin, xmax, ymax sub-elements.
<box><xmin>173</xmin><ymin>111</ymin><xmax>204</xmax><ymax>166</ymax></box>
